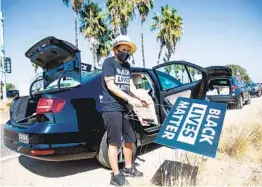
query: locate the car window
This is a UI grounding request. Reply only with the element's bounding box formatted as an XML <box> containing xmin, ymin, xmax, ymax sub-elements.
<box><xmin>32</xmin><ymin>70</ymin><xmax>102</xmax><ymax>92</ymax></box>
<box><xmin>155</xmin><ymin>64</ymin><xmax>192</xmax><ymax>90</ymax></box>
<box><xmin>187</xmin><ymin>67</ymin><xmax>202</xmax><ymax>82</ymax></box>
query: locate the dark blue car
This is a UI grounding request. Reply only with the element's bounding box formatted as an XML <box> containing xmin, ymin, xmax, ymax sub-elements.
<box><xmin>205</xmin><ymin>66</ymin><xmax>251</xmax><ymax>109</ymax></box>
<box><xmin>3</xmin><ymin>36</ymin><xmax>209</xmax><ymax>168</ymax></box>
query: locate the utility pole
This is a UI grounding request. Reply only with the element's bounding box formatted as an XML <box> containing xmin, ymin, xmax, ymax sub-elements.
<box><xmin>0</xmin><ymin>0</ymin><xmax>7</xmax><ymax>101</ymax></box>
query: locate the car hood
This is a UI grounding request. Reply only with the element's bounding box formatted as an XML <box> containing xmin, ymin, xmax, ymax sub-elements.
<box><xmin>205</xmin><ymin>66</ymin><xmax>232</xmax><ymax>78</ymax></box>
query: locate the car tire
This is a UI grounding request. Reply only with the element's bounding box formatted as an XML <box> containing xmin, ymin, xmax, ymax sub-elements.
<box><xmin>96</xmin><ymin>132</ymin><xmax>137</xmax><ymax>168</ymax></box>
<box><xmin>245</xmin><ymin>93</ymin><xmax>251</xmax><ymax>105</ymax></box>
<box><xmin>235</xmin><ymin>95</ymin><xmax>243</xmax><ymax>109</ymax></box>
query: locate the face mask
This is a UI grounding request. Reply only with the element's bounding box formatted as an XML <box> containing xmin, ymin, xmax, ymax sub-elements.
<box><xmin>116</xmin><ymin>49</ymin><xmax>130</xmax><ymax>62</ymax></box>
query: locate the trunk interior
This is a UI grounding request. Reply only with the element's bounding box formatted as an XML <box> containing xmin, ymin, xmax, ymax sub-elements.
<box><xmin>206</xmin><ymin>78</ymin><xmax>231</xmax><ymax>96</ymax></box>
<box><xmin>10</xmin><ymin>96</ymin><xmax>46</xmax><ymax>124</ymax></box>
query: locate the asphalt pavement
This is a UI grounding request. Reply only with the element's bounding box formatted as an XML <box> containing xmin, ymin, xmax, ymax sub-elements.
<box><xmin>1</xmin><ymin>123</ymin><xmax>17</xmax><ymax>159</ymax></box>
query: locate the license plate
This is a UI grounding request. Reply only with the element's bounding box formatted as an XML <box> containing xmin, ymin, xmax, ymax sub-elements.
<box><xmin>18</xmin><ymin>133</ymin><xmax>29</xmax><ymax>144</ymax></box>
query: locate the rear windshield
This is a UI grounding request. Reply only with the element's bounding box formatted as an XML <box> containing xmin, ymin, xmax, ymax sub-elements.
<box><xmin>32</xmin><ymin>70</ymin><xmax>102</xmax><ymax>93</ymax></box>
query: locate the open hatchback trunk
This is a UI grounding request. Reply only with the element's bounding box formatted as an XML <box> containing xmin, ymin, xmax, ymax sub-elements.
<box><xmin>9</xmin><ymin>37</ymin><xmax>82</xmax><ymax>124</ymax></box>
<box><xmin>205</xmin><ymin>66</ymin><xmax>232</xmax><ymax>78</ymax></box>
<box><xmin>25</xmin><ymin>36</ymin><xmax>82</xmax><ymax>89</ymax></box>
<box><xmin>205</xmin><ymin>66</ymin><xmax>232</xmax><ymax>96</ymax></box>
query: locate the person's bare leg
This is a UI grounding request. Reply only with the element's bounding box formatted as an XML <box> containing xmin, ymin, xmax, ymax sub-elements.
<box><xmin>123</xmin><ymin>143</ymin><xmax>133</xmax><ymax>168</ymax></box>
<box><xmin>108</xmin><ymin>145</ymin><xmax>120</xmax><ymax>175</ymax></box>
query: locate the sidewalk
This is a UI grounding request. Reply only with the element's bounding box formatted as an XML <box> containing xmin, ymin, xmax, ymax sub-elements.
<box><xmin>0</xmin><ymin>100</ymin><xmax>10</xmax><ymax>124</ymax></box>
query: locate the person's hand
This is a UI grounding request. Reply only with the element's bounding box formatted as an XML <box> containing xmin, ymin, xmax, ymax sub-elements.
<box><xmin>138</xmin><ymin>94</ymin><xmax>152</xmax><ymax>106</ymax></box>
<box><xmin>128</xmin><ymin>97</ymin><xmax>143</xmax><ymax>108</ymax></box>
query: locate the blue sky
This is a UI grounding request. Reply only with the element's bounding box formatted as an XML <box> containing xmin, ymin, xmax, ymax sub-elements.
<box><xmin>2</xmin><ymin>0</ymin><xmax>262</xmax><ymax>88</ymax></box>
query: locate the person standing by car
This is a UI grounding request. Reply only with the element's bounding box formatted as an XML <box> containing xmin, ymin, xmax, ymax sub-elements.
<box><xmin>101</xmin><ymin>35</ymin><xmax>149</xmax><ymax>186</ymax></box>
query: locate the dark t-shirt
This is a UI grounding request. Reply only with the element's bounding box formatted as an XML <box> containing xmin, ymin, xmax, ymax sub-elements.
<box><xmin>101</xmin><ymin>57</ymin><xmax>131</xmax><ymax>112</ymax></box>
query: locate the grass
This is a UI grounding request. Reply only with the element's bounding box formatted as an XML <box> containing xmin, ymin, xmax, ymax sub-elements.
<box><xmin>219</xmin><ymin>112</ymin><xmax>262</xmax><ymax>161</ymax></box>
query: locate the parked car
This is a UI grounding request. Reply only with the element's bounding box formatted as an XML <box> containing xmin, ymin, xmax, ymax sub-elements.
<box><xmin>3</xmin><ymin>36</ymin><xmax>209</xmax><ymax>168</ymax></box>
<box><xmin>7</xmin><ymin>90</ymin><xmax>20</xmax><ymax>98</ymax></box>
<box><xmin>247</xmin><ymin>82</ymin><xmax>261</xmax><ymax>97</ymax></box>
<box><xmin>205</xmin><ymin>66</ymin><xmax>251</xmax><ymax>109</ymax></box>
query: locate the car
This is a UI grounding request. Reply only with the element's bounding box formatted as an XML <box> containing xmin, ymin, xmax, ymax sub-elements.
<box><xmin>205</xmin><ymin>66</ymin><xmax>251</xmax><ymax>109</ymax></box>
<box><xmin>7</xmin><ymin>89</ymin><xmax>20</xmax><ymax>98</ymax></box>
<box><xmin>3</xmin><ymin>36</ymin><xmax>209</xmax><ymax>168</ymax></box>
<box><xmin>258</xmin><ymin>83</ymin><xmax>262</xmax><ymax>94</ymax></box>
<box><xmin>247</xmin><ymin>82</ymin><xmax>261</xmax><ymax>97</ymax></box>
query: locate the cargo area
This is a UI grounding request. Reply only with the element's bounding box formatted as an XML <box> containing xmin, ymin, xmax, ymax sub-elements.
<box><xmin>206</xmin><ymin>78</ymin><xmax>231</xmax><ymax>96</ymax></box>
<box><xmin>9</xmin><ymin>96</ymin><xmax>43</xmax><ymax>124</ymax></box>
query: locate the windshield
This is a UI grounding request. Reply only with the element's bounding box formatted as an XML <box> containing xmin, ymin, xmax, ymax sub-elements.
<box><xmin>31</xmin><ymin>70</ymin><xmax>102</xmax><ymax>93</ymax></box>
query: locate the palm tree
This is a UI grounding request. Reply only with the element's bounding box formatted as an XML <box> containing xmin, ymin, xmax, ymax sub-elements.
<box><xmin>135</xmin><ymin>0</ymin><xmax>154</xmax><ymax>68</ymax></box>
<box><xmin>96</xmin><ymin>28</ymin><xmax>113</xmax><ymax>67</ymax></box>
<box><xmin>106</xmin><ymin>0</ymin><xmax>135</xmax><ymax>36</ymax></box>
<box><xmin>151</xmin><ymin>5</ymin><xmax>183</xmax><ymax>64</ymax></box>
<box><xmin>62</xmin><ymin>0</ymin><xmax>83</xmax><ymax>48</ymax></box>
<box><xmin>79</xmin><ymin>1</ymin><xmax>110</xmax><ymax>69</ymax></box>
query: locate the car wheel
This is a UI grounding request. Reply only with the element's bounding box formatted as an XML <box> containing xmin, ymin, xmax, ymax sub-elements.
<box><xmin>235</xmin><ymin>95</ymin><xmax>243</xmax><ymax>109</ymax></box>
<box><xmin>245</xmin><ymin>93</ymin><xmax>251</xmax><ymax>105</ymax></box>
<box><xmin>96</xmin><ymin>132</ymin><xmax>137</xmax><ymax>168</ymax></box>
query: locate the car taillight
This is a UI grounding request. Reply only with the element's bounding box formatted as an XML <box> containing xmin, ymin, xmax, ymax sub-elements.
<box><xmin>232</xmin><ymin>85</ymin><xmax>237</xmax><ymax>91</ymax></box>
<box><xmin>36</xmin><ymin>98</ymin><xmax>65</xmax><ymax>114</ymax></box>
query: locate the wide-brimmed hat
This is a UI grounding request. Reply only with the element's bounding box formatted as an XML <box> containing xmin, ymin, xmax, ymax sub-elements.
<box><xmin>112</xmin><ymin>35</ymin><xmax>137</xmax><ymax>54</ymax></box>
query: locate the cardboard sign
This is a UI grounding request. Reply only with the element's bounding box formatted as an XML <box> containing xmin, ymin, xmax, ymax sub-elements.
<box><xmin>154</xmin><ymin>97</ymin><xmax>227</xmax><ymax>158</ymax></box>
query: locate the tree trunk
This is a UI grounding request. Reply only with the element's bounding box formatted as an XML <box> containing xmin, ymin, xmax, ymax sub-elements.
<box><xmin>157</xmin><ymin>44</ymin><xmax>164</xmax><ymax>64</ymax></box>
<box><xmin>74</xmin><ymin>11</ymin><xmax>78</xmax><ymax>48</ymax></box>
<box><xmin>166</xmin><ymin>49</ymin><xmax>172</xmax><ymax>62</ymax></box>
<box><xmin>121</xmin><ymin>26</ymin><xmax>127</xmax><ymax>35</ymax></box>
<box><xmin>93</xmin><ymin>49</ymin><xmax>96</xmax><ymax>70</ymax></box>
<box><xmin>141</xmin><ymin>32</ymin><xmax>145</xmax><ymax>68</ymax></box>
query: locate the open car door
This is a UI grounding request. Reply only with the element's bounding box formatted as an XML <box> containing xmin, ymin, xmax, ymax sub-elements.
<box><xmin>152</xmin><ymin>61</ymin><xmax>209</xmax><ymax>123</ymax></box>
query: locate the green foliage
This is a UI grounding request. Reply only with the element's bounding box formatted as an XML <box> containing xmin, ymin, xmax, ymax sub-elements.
<box><xmin>106</xmin><ymin>0</ymin><xmax>135</xmax><ymax>35</ymax></box>
<box><xmin>0</xmin><ymin>83</ymin><xmax>15</xmax><ymax>91</ymax></box>
<box><xmin>79</xmin><ymin>1</ymin><xmax>113</xmax><ymax>66</ymax></box>
<box><xmin>151</xmin><ymin>5</ymin><xmax>183</xmax><ymax>64</ymax></box>
<box><xmin>62</xmin><ymin>0</ymin><xmax>83</xmax><ymax>13</ymax></box>
<box><xmin>135</xmin><ymin>0</ymin><xmax>154</xmax><ymax>24</ymax></box>
<box><xmin>226</xmin><ymin>64</ymin><xmax>251</xmax><ymax>82</ymax></box>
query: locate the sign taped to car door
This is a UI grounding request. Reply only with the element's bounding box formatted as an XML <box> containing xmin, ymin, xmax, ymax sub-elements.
<box><xmin>154</xmin><ymin>97</ymin><xmax>227</xmax><ymax>158</ymax></box>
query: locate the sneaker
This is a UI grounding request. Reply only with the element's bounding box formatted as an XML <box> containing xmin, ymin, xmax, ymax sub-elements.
<box><xmin>110</xmin><ymin>172</ymin><xmax>129</xmax><ymax>186</ymax></box>
<box><xmin>123</xmin><ymin>166</ymin><xmax>143</xmax><ymax>177</ymax></box>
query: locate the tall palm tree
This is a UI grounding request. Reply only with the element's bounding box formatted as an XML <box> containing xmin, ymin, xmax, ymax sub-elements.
<box><xmin>135</xmin><ymin>0</ymin><xmax>154</xmax><ymax>68</ymax></box>
<box><xmin>62</xmin><ymin>0</ymin><xmax>83</xmax><ymax>48</ymax></box>
<box><xmin>106</xmin><ymin>0</ymin><xmax>135</xmax><ymax>36</ymax></box>
<box><xmin>96</xmin><ymin>28</ymin><xmax>113</xmax><ymax>67</ymax></box>
<box><xmin>151</xmin><ymin>5</ymin><xmax>183</xmax><ymax>64</ymax></box>
<box><xmin>79</xmin><ymin>1</ymin><xmax>110</xmax><ymax>69</ymax></box>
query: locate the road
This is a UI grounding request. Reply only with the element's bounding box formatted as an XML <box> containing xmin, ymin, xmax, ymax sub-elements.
<box><xmin>1</xmin><ymin>96</ymin><xmax>262</xmax><ymax>186</ymax></box>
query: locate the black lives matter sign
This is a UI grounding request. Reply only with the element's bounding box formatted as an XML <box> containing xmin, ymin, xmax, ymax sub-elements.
<box><xmin>155</xmin><ymin>97</ymin><xmax>227</xmax><ymax>158</ymax></box>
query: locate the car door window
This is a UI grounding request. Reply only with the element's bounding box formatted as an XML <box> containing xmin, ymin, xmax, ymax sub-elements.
<box><xmin>187</xmin><ymin>67</ymin><xmax>202</xmax><ymax>82</ymax></box>
<box><xmin>155</xmin><ymin>64</ymin><xmax>191</xmax><ymax>90</ymax></box>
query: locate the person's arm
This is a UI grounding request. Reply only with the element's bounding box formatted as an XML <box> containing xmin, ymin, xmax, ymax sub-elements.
<box><xmin>129</xmin><ymin>79</ymin><xmax>151</xmax><ymax>105</ymax></box>
<box><xmin>105</xmin><ymin>76</ymin><xmax>142</xmax><ymax>107</ymax></box>
<box><xmin>104</xmin><ymin>76</ymin><xmax>132</xmax><ymax>102</ymax></box>
<box><xmin>102</xmin><ymin>60</ymin><xmax>142</xmax><ymax>107</ymax></box>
